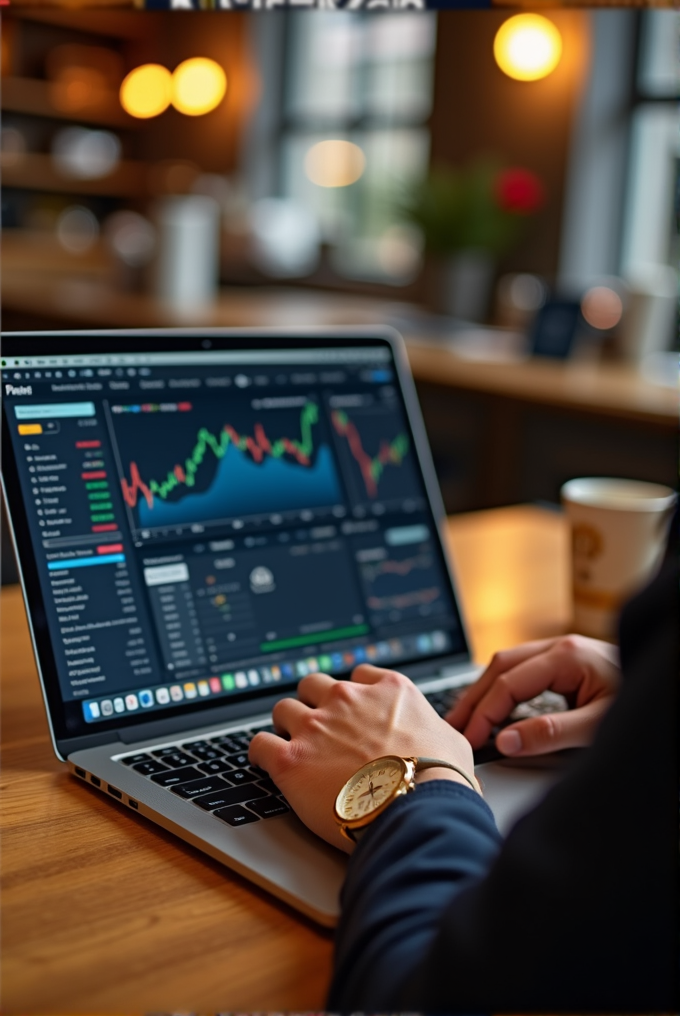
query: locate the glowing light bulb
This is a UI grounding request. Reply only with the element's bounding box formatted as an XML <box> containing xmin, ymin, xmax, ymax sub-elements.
<box><xmin>119</xmin><ymin>64</ymin><xmax>172</xmax><ymax>119</ymax></box>
<box><xmin>171</xmin><ymin>58</ymin><xmax>227</xmax><ymax>117</ymax></box>
<box><xmin>494</xmin><ymin>15</ymin><xmax>563</xmax><ymax>82</ymax></box>
<box><xmin>304</xmin><ymin>140</ymin><xmax>366</xmax><ymax>188</ymax></box>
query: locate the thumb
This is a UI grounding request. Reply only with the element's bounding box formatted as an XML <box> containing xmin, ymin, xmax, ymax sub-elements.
<box><xmin>495</xmin><ymin>701</ymin><xmax>609</xmax><ymax>757</ymax></box>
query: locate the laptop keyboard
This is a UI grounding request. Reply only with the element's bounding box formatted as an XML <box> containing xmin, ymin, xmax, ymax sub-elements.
<box><xmin>117</xmin><ymin>686</ymin><xmax>568</xmax><ymax>826</ymax></box>
<box><xmin>118</xmin><ymin>726</ymin><xmax>289</xmax><ymax>828</ymax></box>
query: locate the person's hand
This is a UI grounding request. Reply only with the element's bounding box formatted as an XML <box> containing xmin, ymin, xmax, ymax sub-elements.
<box><xmin>249</xmin><ymin>664</ymin><xmax>476</xmax><ymax>853</ymax></box>
<box><xmin>446</xmin><ymin>635</ymin><xmax>620</xmax><ymax>757</ymax></box>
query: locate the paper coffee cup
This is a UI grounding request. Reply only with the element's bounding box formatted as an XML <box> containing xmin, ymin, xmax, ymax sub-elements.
<box><xmin>561</xmin><ymin>477</ymin><xmax>676</xmax><ymax>640</ymax></box>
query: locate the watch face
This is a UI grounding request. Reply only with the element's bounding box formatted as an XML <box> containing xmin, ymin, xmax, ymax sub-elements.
<box><xmin>335</xmin><ymin>756</ymin><xmax>408</xmax><ymax>823</ymax></box>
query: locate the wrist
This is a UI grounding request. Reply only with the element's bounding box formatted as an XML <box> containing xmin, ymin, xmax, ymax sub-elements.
<box><xmin>414</xmin><ymin>766</ymin><xmax>475</xmax><ymax>789</ymax></box>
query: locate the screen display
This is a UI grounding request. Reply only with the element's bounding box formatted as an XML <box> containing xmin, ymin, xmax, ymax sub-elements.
<box><xmin>2</xmin><ymin>340</ymin><xmax>466</xmax><ymax>740</ymax></box>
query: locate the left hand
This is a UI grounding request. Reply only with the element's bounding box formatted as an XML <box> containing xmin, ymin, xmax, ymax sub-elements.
<box><xmin>249</xmin><ymin>664</ymin><xmax>476</xmax><ymax>853</ymax></box>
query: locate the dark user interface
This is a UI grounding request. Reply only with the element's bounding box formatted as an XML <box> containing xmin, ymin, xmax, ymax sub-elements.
<box><xmin>2</xmin><ymin>348</ymin><xmax>463</xmax><ymax>735</ymax></box>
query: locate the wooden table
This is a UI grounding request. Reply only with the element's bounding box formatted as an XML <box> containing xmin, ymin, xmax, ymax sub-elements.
<box><xmin>1</xmin><ymin>505</ymin><xmax>569</xmax><ymax>1015</ymax></box>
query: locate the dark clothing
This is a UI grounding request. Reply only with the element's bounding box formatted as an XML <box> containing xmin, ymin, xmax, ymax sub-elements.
<box><xmin>328</xmin><ymin>560</ymin><xmax>678</xmax><ymax>1014</ymax></box>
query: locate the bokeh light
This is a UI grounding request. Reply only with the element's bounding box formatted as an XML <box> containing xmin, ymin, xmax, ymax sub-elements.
<box><xmin>120</xmin><ymin>64</ymin><xmax>172</xmax><ymax>119</ymax></box>
<box><xmin>494</xmin><ymin>15</ymin><xmax>562</xmax><ymax>82</ymax></box>
<box><xmin>56</xmin><ymin>206</ymin><xmax>99</xmax><ymax>254</ymax></box>
<box><xmin>51</xmin><ymin>127</ymin><xmax>121</xmax><ymax>180</ymax></box>
<box><xmin>171</xmin><ymin>58</ymin><xmax>227</xmax><ymax>117</ymax></box>
<box><xmin>581</xmin><ymin>286</ymin><xmax>624</xmax><ymax>331</ymax></box>
<box><xmin>304</xmin><ymin>140</ymin><xmax>366</xmax><ymax>188</ymax></box>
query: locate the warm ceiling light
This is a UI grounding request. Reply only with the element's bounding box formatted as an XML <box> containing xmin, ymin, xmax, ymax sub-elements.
<box><xmin>171</xmin><ymin>58</ymin><xmax>227</xmax><ymax>117</ymax></box>
<box><xmin>119</xmin><ymin>64</ymin><xmax>172</xmax><ymax>119</ymax></box>
<box><xmin>304</xmin><ymin>140</ymin><xmax>366</xmax><ymax>188</ymax></box>
<box><xmin>494</xmin><ymin>14</ymin><xmax>562</xmax><ymax>82</ymax></box>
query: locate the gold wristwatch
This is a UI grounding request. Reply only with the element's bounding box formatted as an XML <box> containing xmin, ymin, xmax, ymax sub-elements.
<box><xmin>334</xmin><ymin>754</ymin><xmax>482</xmax><ymax>844</ymax></box>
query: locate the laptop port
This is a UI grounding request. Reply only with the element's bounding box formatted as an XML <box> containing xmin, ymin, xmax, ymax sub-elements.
<box><xmin>107</xmin><ymin>785</ymin><xmax>122</xmax><ymax>799</ymax></box>
<box><xmin>90</xmin><ymin>775</ymin><xmax>101</xmax><ymax>787</ymax></box>
<box><xmin>75</xmin><ymin>767</ymin><xmax>86</xmax><ymax>779</ymax></box>
<box><xmin>128</xmin><ymin>798</ymin><xmax>139</xmax><ymax>809</ymax></box>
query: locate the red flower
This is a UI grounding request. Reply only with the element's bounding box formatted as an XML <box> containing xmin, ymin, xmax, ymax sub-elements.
<box><xmin>494</xmin><ymin>168</ymin><xmax>545</xmax><ymax>214</ymax></box>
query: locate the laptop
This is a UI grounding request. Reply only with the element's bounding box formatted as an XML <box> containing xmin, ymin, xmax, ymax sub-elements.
<box><xmin>1</xmin><ymin>327</ymin><xmax>562</xmax><ymax>926</ymax></box>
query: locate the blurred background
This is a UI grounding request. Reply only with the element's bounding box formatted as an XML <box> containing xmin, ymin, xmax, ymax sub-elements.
<box><xmin>1</xmin><ymin>8</ymin><xmax>678</xmax><ymax>580</ymax></box>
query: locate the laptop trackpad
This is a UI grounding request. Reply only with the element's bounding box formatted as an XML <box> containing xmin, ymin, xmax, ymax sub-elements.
<box><xmin>477</xmin><ymin>753</ymin><xmax>572</xmax><ymax>836</ymax></box>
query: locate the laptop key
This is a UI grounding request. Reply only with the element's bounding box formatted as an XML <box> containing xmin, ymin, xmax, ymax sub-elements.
<box><xmin>153</xmin><ymin>751</ymin><xmax>196</xmax><ymax>768</ymax></box>
<box><xmin>213</xmin><ymin>805</ymin><xmax>261</xmax><ymax>827</ymax></box>
<box><xmin>226</xmin><ymin>767</ymin><xmax>258</xmax><ymax>785</ymax></box>
<box><xmin>180</xmin><ymin>740</ymin><xmax>212</xmax><ymax>751</ymax></box>
<box><xmin>171</xmin><ymin>776</ymin><xmax>232</xmax><ymax>799</ymax></box>
<box><xmin>151</xmin><ymin>766</ymin><xmax>202</xmax><ymax>787</ymax></box>
<box><xmin>121</xmin><ymin>752</ymin><xmax>153</xmax><ymax>766</ymax></box>
<box><xmin>246</xmin><ymin>797</ymin><xmax>290</xmax><ymax>820</ymax></box>
<box><xmin>193</xmin><ymin>783</ymin><xmax>269</xmax><ymax>810</ymax></box>
<box><xmin>256</xmin><ymin>777</ymin><xmax>280</xmax><ymax>795</ymax></box>
<box><xmin>132</xmin><ymin>759</ymin><xmax>171</xmax><ymax>776</ymax></box>
<box><xmin>196</xmin><ymin>759</ymin><xmax>233</xmax><ymax>775</ymax></box>
<box><xmin>225</xmin><ymin>751</ymin><xmax>250</xmax><ymax>768</ymax></box>
<box><xmin>188</xmin><ymin>747</ymin><xmax>225</xmax><ymax>762</ymax></box>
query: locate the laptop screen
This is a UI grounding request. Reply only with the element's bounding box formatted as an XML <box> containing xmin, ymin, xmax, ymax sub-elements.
<box><xmin>2</xmin><ymin>333</ymin><xmax>467</xmax><ymax>743</ymax></box>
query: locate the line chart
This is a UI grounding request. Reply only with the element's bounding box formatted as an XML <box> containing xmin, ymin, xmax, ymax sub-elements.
<box><xmin>331</xmin><ymin>409</ymin><xmax>410</xmax><ymax>501</ymax></box>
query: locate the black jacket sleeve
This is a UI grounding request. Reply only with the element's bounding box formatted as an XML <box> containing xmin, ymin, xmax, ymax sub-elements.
<box><xmin>328</xmin><ymin>559</ymin><xmax>678</xmax><ymax>1014</ymax></box>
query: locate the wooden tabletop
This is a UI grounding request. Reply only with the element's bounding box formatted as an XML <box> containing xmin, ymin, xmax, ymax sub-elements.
<box><xmin>1</xmin><ymin>504</ymin><xmax>569</xmax><ymax>1015</ymax></box>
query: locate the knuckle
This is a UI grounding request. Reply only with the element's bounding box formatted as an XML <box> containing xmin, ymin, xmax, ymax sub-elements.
<box><xmin>534</xmin><ymin>713</ymin><xmax>558</xmax><ymax>743</ymax></box>
<box><xmin>331</xmin><ymin>680</ymin><xmax>356</xmax><ymax>704</ymax></box>
<box><xmin>556</xmin><ymin>634</ymin><xmax>582</xmax><ymax>656</ymax></box>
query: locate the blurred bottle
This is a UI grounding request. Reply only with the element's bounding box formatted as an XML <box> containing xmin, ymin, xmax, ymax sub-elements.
<box><xmin>153</xmin><ymin>195</ymin><xmax>220</xmax><ymax>309</ymax></box>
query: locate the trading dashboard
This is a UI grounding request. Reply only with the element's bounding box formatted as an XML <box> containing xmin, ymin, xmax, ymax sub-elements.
<box><xmin>2</xmin><ymin>345</ymin><xmax>465</xmax><ymax>737</ymax></box>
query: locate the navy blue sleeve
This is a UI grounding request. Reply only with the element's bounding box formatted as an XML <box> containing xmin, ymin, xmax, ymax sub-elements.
<box><xmin>327</xmin><ymin>558</ymin><xmax>678</xmax><ymax>1014</ymax></box>
<box><xmin>329</xmin><ymin>782</ymin><xmax>501</xmax><ymax>1013</ymax></box>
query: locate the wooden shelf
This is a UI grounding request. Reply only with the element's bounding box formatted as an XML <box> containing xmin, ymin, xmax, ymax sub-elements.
<box><xmin>1</xmin><ymin>151</ymin><xmax>146</xmax><ymax>198</ymax></box>
<box><xmin>1</xmin><ymin>76</ymin><xmax>138</xmax><ymax>130</ymax></box>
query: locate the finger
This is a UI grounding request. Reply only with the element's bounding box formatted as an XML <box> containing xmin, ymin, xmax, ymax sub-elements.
<box><xmin>248</xmin><ymin>730</ymin><xmax>290</xmax><ymax>774</ymax></box>
<box><xmin>461</xmin><ymin>648</ymin><xmax>581</xmax><ymax>748</ymax></box>
<box><xmin>297</xmin><ymin>671</ymin><xmax>336</xmax><ymax>707</ymax></box>
<box><xmin>446</xmin><ymin>638</ymin><xmax>560</xmax><ymax>730</ymax></box>
<box><xmin>496</xmin><ymin>699</ymin><xmax>612</xmax><ymax>757</ymax></box>
<box><xmin>350</xmin><ymin>663</ymin><xmax>401</xmax><ymax>685</ymax></box>
<box><xmin>271</xmin><ymin>696</ymin><xmax>311</xmax><ymax>738</ymax></box>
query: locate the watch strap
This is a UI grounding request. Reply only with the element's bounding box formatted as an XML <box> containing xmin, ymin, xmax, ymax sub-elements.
<box><xmin>413</xmin><ymin>756</ymin><xmax>482</xmax><ymax>795</ymax></box>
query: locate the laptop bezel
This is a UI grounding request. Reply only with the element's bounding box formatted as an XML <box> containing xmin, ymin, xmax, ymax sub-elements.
<box><xmin>1</xmin><ymin>326</ymin><xmax>473</xmax><ymax>760</ymax></box>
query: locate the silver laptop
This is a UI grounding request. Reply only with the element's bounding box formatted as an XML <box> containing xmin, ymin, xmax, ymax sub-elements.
<box><xmin>1</xmin><ymin>327</ymin><xmax>560</xmax><ymax>926</ymax></box>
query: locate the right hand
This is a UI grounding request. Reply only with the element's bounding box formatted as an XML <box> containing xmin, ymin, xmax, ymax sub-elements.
<box><xmin>446</xmin><ymin>635</ymin><xmax>620</xmax><ymax>757</ymax></box>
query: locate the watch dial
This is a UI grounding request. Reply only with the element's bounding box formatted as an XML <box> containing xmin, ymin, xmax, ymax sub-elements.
<box><xmin>337</xmin><ymin>757</ymin><xmax>406</xmax><ymax>820</ymax></box>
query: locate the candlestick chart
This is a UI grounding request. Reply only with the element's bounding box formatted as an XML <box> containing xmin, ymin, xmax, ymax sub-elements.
<box><xmin>331</xmin><ymin>406</ymin><xmax>418</xmax><ymax>506</ymax></box>
<box><xmin>112</xmin><ymin>400</ymin><xmax>343</xmax><ymax>530</ymax></box>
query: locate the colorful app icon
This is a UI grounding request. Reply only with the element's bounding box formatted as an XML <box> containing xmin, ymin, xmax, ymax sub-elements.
<box><xmin>100</xmin><ymin>699</ymin><xmax>114</xmax><ymax>717</ymax></box>
<box><xmin>281</xmin><ymin>663</ymin><xmax>294</xmax><ymax>679</ymax></box>
<box><xmin>197</xmin><ymin>680</ymin><xmax>210</xmax><ymax>697</ymax></box>
<box><xmin>416</xmin><ymin>634</ymin><xmax>432</xmax><ymax>654</ymax></box>
<box><xmin>125</xmin><ymin>693</ymin><xmax>139</xmax><ymax>711</ymax></box>
<box><xmin>432</xmin><ymin>630</ymin><xmax>447</xmax><ymax>651</ymax></box>
<box><xmin>221</xmin><ymin>673</ymin><xmax>235</xmax><ymax>691</ymax></box>
<box><xmin>306</xmin><ymin>657</ymin><xmax>319</xmax><ymax>673</ymax></box>
<box><xmin>366</xmin><ymin>645</ymin><xmax>378</xmax><ymax>661</ymax></box>
<box><xmin>113</xmin><ymin>696</ymin><xmax>126</xmax><ymax>713</ymax></box>
<box><xmin>318</xmin><ymin>655</ymin><xmax>332</xmax><ymax>672</ymax></box>
<box><xmin>377</xmin><ymin>642</ymin><xmax>390</xmax><ymax>659</ymax></box>
<box><xmin>353</xmin><ymin>646</ymin><xmax>367</xmax><ymax>663</ymax></box>
<box><xmin>343</xmin><ymin>652</ymin><xmax>355</xmax><ymax>667</ymax></box>
<box><xmin>169</xmin><ymin>685</ymin><xmax>184</xmax><ymax>702</ymax></box>
<box><xmin>209</xmin><ymin>677</ymin><xmax>221</xmax><ymax>694</ymax></box>
<box><xmin>234</xmin><ymin>671</ymin><xmax>248</xmax><ymax>689</ymax></box>
<box><xmin>183</xmin><ymin>682</ymin><xmax>197</xmax><ymax>699</ymax></box>
<box><xmin>295</xmin><ymin>660</ymin><xmax>308</xmax><ymax>678</ymax></box>
<box><xmin>331</xmin><ymin>653</ymin><xmax>344</xmax><ymax>670</ymax></box>
<box><xmin>138</xmin><ymin>689</ymin><xmax>154</xmax><ymax>708</ymax></box>
<box><xmin>83</xmin><ymin>700</ymin><xmax>101</xmax><ymax>721</ymax></box>
<box><xmin>155</xmin><ymin>687</ymin><xmax>170</xmax><ymax>705</ymax></box>
<box><xmin>247</xmin><ymin>669</ymin><xmax>260</xmax><ymax>686</ymax></box>
<box><xmin>261</xmin><ymin>667</ymin><xmax>273</xmax><ymax>683</ymax></box>
<box><xmin>270</xmin><ymin>665</ymin><xmax>281</xmax><ymax>681</ymax></box>
<box><xmin>388</xmin><ymin>639</ymin><xmax>403</xmax><ymax>657</ymax></box>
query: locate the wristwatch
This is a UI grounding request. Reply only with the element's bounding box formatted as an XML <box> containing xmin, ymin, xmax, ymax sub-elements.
<box><xmin>334</xmin><ymin>754</ymin><xmax>482</xmax><ymax>844</ymax></box>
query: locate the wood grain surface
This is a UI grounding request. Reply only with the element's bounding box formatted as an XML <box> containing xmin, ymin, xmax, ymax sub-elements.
<box><xmin>0</xmin><ymin>505</ymin><xmax>569</xmax><ymax>1015</ymax></box>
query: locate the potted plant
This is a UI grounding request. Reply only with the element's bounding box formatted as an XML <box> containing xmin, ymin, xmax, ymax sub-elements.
<box><xmin>401</xmin><ymin>159</ymin><xmax>545</xmax><ymax>320</ymax></box>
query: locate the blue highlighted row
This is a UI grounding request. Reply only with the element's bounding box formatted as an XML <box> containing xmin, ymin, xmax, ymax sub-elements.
<box><xmin>47</xmin><ymin>553</ymin><xmax>125</xmax><ymax>571</ymax></box>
